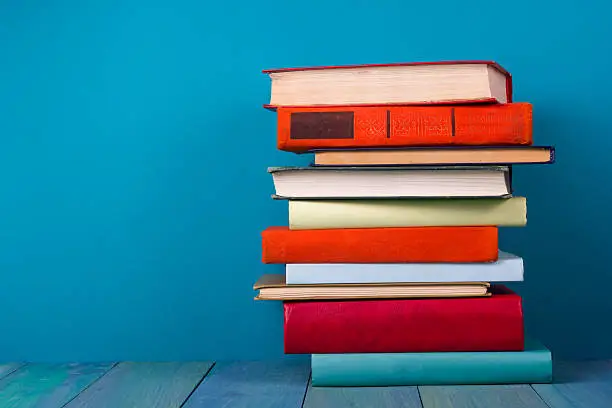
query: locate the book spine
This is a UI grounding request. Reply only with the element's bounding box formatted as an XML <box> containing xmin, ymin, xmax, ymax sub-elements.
<box><xmin>311</xmin><ymin>347</ymin><xmax>552</xmax><ymax>386</ymax></box>
<box><xmin>277</xmin><ymin>104</ymin><xmax>532</xmax><ymax>152</ymax></box>
<box><xmin>283</xmin><ymin>294</ymin><xmax>524</xmax><ymax>354</ymax></box>
<box><xmin>262</xmin><ymin>226</ymin><xmax>498</xmax><ymax>263</ymax></box>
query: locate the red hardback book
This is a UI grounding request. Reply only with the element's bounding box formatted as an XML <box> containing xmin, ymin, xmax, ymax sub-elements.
<box><xmin>262</xmin><ymin>226</ymin><xmax>498</xmax><ymax>263</ymax></box>
<box><xmin>275</xmin><ymin>103</ymin><xmax>532</xmax><ymax>152</ymax></box>
<box><xmin>283</xmin><ymin>286</ymin><xmax>524</xmax><ymax>354</ymax></box>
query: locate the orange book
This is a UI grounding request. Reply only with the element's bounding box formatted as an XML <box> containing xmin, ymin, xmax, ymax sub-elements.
<box><xmin>262</xmin><ymin>226</ymin><xmax>498</xmax><ymax>263</ymax></box>
<box><xmin>275</xmin><ymin>103</ymin><xmax>532</xmax><ymax>152</ymax></box>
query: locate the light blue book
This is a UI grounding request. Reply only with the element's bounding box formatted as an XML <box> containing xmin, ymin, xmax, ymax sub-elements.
<box><xmin>312</xmin><ymin>339</ymin><xmax>552</xmax><ymax>387</ymax></box>
<box><xmin>286</xmin><ymin>251</ymin><xmax>523</xmax><ymax>284</ymax></box>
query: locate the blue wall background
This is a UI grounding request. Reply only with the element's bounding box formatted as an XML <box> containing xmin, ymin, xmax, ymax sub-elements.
<box><xmin>0</xmin><ymin>0</ymin><xmax>609</xmax><ymax>361</ymax></box>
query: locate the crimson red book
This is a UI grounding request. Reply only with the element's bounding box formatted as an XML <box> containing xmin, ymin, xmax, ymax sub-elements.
<box><xmin>283</xmin><ymin>286</ymin><xmax>524</xmax><ymax>354</ymax></box>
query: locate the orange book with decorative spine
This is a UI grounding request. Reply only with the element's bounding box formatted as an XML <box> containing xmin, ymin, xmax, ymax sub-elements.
<box><xmin>275</xmin><ymin>103</ymin><xmax>532</xmax><ymax>152</ymax></box>
<box><xmin>262</xmin><ymin>226</ymin><xmax>498</xmax><ymax>263</ymax></box>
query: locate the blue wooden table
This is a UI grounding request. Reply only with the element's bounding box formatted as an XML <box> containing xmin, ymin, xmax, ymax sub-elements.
<box><xmin>0</xmin><ymin>359</ymin><xmax>610</xmax><ymax>407</ymax></box>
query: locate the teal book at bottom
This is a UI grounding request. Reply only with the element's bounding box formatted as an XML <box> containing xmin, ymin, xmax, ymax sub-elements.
<box><xmin>311</xmin><ymin>339</ymin><xmax>552</xmax><ymax>387</ymax></box>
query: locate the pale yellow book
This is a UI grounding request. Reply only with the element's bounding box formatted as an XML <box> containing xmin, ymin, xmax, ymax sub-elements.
<box><xmin>289</xmin><ymin>197</ymin><xmax>526</xmax><ymax>230</ymax></box>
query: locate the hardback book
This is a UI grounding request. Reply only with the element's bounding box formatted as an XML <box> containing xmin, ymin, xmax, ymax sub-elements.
<box><xmin>289</xmin><ymin>197</ymin><xmax>526</xmax><ymax>230</ymax></box>
<box><xmin>262</xmin><ymin>226</ymin><xmax>498</xmax><ymax>263</ymax></box>
<box><xmin>285</xmin><ymin>251</ymin><xmax>523</xmax><ymax>284</ymax></box>
<box><xmin>263</xmin><ymin>61</ymin><xmax>512</xmax><ymax>107</ymax></box>
<box><xmin>283</xmin><ymin>286</ymin><xmax>524</xmax><ymax>354</ymax></box>
<box><xmin>311</xmin><ymin>339</ymin><xmax>552</xmax><ymax>386</ymax></box>
<box><xmin>275</xmin><ymin>104</ymin><xmax>532</xmax><ymax>152</ymax></box>
<box><xmin>270</xmin><ymin>166</ymin><xmax>512</xmax><ymax>199</ymax></box>
<box><xmin>313</xmin><ymin>146</ymin><xmax>555</xmax><ymax>166</ymax></box>
<box><xmin>253</xmin><ymin>274</ymin><xmax>490</xmax><ymax>301</ymax></box>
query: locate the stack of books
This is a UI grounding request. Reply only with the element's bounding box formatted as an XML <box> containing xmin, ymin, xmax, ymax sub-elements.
<box><xmin>254</xmin><ymin>61</ymin><xmax>554</xmax><ymax>386</ymax></box>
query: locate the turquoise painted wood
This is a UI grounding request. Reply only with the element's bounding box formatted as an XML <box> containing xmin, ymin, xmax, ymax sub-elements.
<box><xmin>65</xmin><ymin>362</ymin><xmax>213</xmax><ymax>408</ymax></box>
<box><xmin>0</xmin><ymin>365</ymin><xmax>25</xmax><ymax>381</ymax></box>
<box><xmin>0</xmin><ymin>363</ymin><xmax>113</xmax><ymax>408</ymax></box>
<box><xmin>303</xmin><ymin>382</ymin><xmax>422</xmax><ymax>408</ymax></box>
<box><xmin>419</xmin><ymin>385</ymin><xmax>549</xmax><ymax>408</ymax></box>
<box><xmin>2</xmin><ymin>359</ymin><xmax>612</xmax><ymax>407</ymax></box>
<box><xmin>533</xmin><ymin>360</ymin><xmax>612</xmax><ymax>408</ymax></box>
<box><xmin>312</xmin><ymin>339</ymin><xmax>552</xmax><ymax>386</ymax></box>
<box><xmin>183</xmin><ymin>361</ymin><xmax>310</xmax><ymax>408</ymax></box>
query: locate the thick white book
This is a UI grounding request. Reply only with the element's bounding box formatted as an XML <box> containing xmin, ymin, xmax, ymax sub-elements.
<box><xmin>269</xmin><ymin>166</ymin><xmax>512</xmax><ymax>199</ymax></box>
<box><xmin>264</xmin><ymin>61</ymin><xmax>510</xmax><ymax>107</ymax></box>
<box><xmin>285</xmin><ymin>251</ymin><xmax>523</xmax><ymax>284</ymax></box>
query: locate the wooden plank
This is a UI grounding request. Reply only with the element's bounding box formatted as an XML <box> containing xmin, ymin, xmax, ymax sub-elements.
<box><xmin>0</xmin><ymin>364</ymin><xmax>25</xmax><ymax>381</ymax></box>
<box><xmin>533</xmin><ymin>360</ymin><xmax>612</xmax><ymax>408</ymax></box>
<box><xmin>419</xmin><ymin>384</ymin><xmax>549</xmax><ymax>408</ymax></box>
<box><xmin>303</xmin><ymin>381</ymin><xmax>422</xmax><ymax>408</ymax></box>
<box><xmin>0</xmin><ymin>363</ymin><xmax>113</xmax><ymax>408</ymax></box>
<box><xmin>183</xmin><ymin>360</ymin><xmax>310</xmax><ymax>408</ymax></box>
<box><xmin>65</xmin><ymin>362</ymin><xmax>213</xmax><ymax>408</ymax></box>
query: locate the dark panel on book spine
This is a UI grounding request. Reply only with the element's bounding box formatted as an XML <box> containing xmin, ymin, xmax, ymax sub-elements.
<box><xmin>290</xmin><ymin>112</ymin><xmax>354</xmax><ymax>139</ymax></box>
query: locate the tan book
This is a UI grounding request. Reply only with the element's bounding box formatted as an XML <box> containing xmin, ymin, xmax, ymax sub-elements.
<box><xmin>253</xmin><ymin>274</ymin><xmax>490</xmax><ymax>301</ymax></box>
<box><xmin>314</xmin><ymin>146</ymin><xmax>555</xmax><ymax>166</ymax></box>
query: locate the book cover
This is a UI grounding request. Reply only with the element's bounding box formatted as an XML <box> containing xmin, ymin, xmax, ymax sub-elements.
<box><xmin>283</xmin><ymin>286</ymin><xmax>524</xmax><ymax>354</ymax></box>
<box><xmin>285</xmin><ymin>251</ymin><xmax>523</xmax><ymax>284</ymax></box>
<box><xmin>311</xmin><ymin>339</ymin><xmax>552</xmax><ymax>386</ymax></box>
<box><xmin>274</xmin><ymin>104</ymin><xmax>531</xmax><ymax>152</ymax></box>
<box><xmin>262</xmin><ymin>226</ymin><xmax>498</xmax><ymax>263</ymax></box>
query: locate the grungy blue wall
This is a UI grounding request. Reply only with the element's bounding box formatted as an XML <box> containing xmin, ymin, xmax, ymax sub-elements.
<box><xmin>0</xmin><ymin>0</ymin><xmax>609</xmax><ymax>361</ymax></box>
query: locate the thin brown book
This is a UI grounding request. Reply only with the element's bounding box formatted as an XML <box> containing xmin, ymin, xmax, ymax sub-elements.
<box><xmin>313</xmin><ymin>146</ymin><xmax>555</xmax><ymax>166</ymax></box>
<box><xmin>253</xmin><ymin>274</ymin><xmax>490</xmax><ymax>301</ymax></box>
